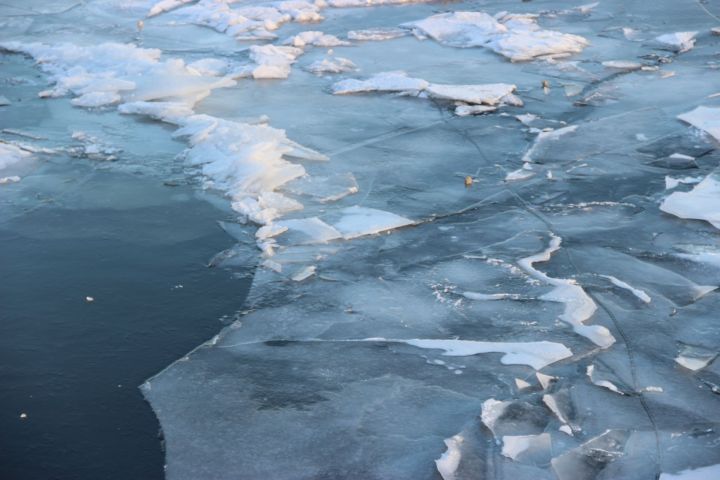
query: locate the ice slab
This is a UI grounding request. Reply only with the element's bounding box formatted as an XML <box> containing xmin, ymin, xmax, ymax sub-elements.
<box><xmin>332</xmin><ymin>206</ymin><xmax>414</xmax><ymax>239</ymax></box>
<box><xmin>660</xmin><ymin>172</ymin><xmax>720</xmax><ymax>230</ymax></box>
<box><xmin>677</xmin><ymin>106</ymin><xmax>720</xmax><ymax>143</ymax></box>
<box><xmin>404</xmin><ymin>11</ymin><xmax>589</xmax><ymax>61</ymax></box>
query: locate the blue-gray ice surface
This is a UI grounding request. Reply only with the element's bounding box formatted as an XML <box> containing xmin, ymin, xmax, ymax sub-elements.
<box><xmin>3</xmin><ymin>0</ymin><xmax>720</xmax><ymax>478</ymax></box>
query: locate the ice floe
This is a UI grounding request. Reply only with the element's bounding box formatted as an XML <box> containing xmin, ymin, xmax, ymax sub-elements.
<box><xmin>347</xmin><ymin>27</ymin><xmax>408</xmax><ymax>41</ymax></box>
<box><xmin>435</xmin><ymin>434</ymin><xmax>463</xmax><ymax>480</ymax></box>
<box><xmin>0</xmin><ymin>143</ymin><xmax>31</xmax><ymax>171</ymax></box>
<box><xmin>404</xmin><ymin>11</ymin><xmax>589</xmax><ymax>61</ymax></box>
<box><xmin>332</xmin><ymin>71</ymin><xmax>520</xmax><ymax>114</ymax></box>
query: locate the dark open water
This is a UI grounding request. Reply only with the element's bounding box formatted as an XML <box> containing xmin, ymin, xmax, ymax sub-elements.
<box><xmin>0</xmin><ymin>170</ymin><xmax>253</xmax><ymax>479</ymax></box>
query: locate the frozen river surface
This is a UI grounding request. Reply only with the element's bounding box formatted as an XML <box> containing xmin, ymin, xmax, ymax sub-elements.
<box><xmin>2</xmin><ymin>0</ymin><xmax>720</xmax><ymax>479</ymax></box>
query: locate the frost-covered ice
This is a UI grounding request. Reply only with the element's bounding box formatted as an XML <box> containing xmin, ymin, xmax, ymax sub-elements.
<box><xmin>347</xmin><ymin>27</ymin><xmax>408</xmax><ymax>41</ymax></box>
<box><xmin>0</xmin><ymin>143</ymin><xmax>31</xmax><ymax>171</ymax></box>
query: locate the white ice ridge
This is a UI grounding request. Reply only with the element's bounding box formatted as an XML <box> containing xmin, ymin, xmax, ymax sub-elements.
<box><xmin>332</xmin><ymin>71</ymin><xmax>521</xmax><ymax>115</ymax></box>
<box><xmin>586</xmin><ymin>365</ymin><xmax>622</xmax><ymax>394</ymax></box>
<box><xmin>0</xmin><ymin>42</ymin><xmax>235</xmax><ymax>108</ymax></box>
<box><xmin>660</xmin><ymin>172</ymin><xmax>720</xmax><ymax>230</ymax></box>
<box><xmin>404</xmin><ymin>11</ymin><xmax>589</xmax><ymax>62</ymax></box>
<box><xmin>347</xmin><ymin>27</ymin><xmax>408</xmax><ymax>41</ymax></box>
<box><xmin>599</xmin><ymin>275</ymin><xmax>651</xmax><ymax>303</ymax></box>
<box><xmin>247</xmin><ymin>45</ymin><xmax>304</xmax><ymax>79</ymax></box>
<box><xmin>435</xmin><ymin>434</ymin><xmax>464</xmax><ymax>480</ymax></box>
<box><xmin>283</xmin><ymin>31</ymin><xmax>350</xmax><ymax>47</ymax></box>
<box><xmin>158</xmin><ymin>0</ymin><xmax>323</xmax><ymax>41</ymax></box>
<box><xmin>678</xmin><ymin>106</ymin><xmax>720</xmax><ymax>143</ymax></box>
<box><xmin>0</xmin><ymin>143</ymin><xmax>31</xmax><ymax>170</ymax></box>
<box><xmin>363</xmin><ymin>338</ymin><xmax>572</xmax><ymax>369</ymax></box>
<box><xmin>518</xmin><ymin>234</ymin><xmax>616</xmax><ymax>348</ymax></box>
<box><xmin>147</xmin><ymin>0</ymin><xmax>195</xmax><ymax>17</ymax></box>
<box><xmin>660</xmin><ymin>464</ymin><xmax>720</xmax><ymax>480</ymax></box>
<box><xmin>655</xmin><ymin>31</ymin><xmax>698</xmax><ymax>53</ymax></box>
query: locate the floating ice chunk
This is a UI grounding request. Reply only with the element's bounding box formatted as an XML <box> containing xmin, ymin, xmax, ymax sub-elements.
<box><xmin>462</xmin><ymin>292</ymin><xmax>522</xmax><ymax>301</ymax></box>
<box><xmin>0</xmin><ymin>175</ymin><xmax>21</xmax><ymax>184</ymax></box>
<box><xmin>523</xmin><ymin>125</ymin><xmax>578</xmax><ymax>162</ymax></box>
<box><xmin>119</xmin><ymin>101</ymin><xmax>195</xmax><ymax>124</ymax></box>
<box><xmin>481</xmin><ymin>398</ymin><xmax>509</xmax><ymax>434</ymax></box>
<box><xmin>501</xmin><ymin>433</ymin><xmax>550</xmax><ymax>461</ymax></box>
<box><xmin>660</xmin><ymin>464</ymin><xmax>720</xmax><ymax>479</ymax></box>
<box><xmin>284</xmin><ymin>31</ymin><xmax>350</xmax><ymax>47</ymax></box>
<box><xmin>675</xmin><ymin>344</ymin><xmax>717</xmax><ymax>371</ymax></box>
<box><xmin>405</xmin><ymin>12</ymin><xmax>589</xmax><ymax>62</ymax></box>
<box><xmin>661</xmin><ymin>173</ymin><xmax>720</xmax><ymax>229</ymax></box>
<box><xmin>454</xmin><ymin>105</ymin><xmax>497</xmax><ymax>116</ymax></box>
<box><xmin>0</xmin><ymin>95</ymin><xmax>10</xmax><ymax>106</ymax></box>
<box><xmin>291</xmin><ymin>265</ymin><xmax>316</xmax><ymax>281</ymax></box>
<box><xmin>435</xmin><ymin>434</ymin><xmax>463</xmax><ymax>480</ymax></box>
<box><xmin>0</xmin><ymin>42</ymin><xmax>234</xmax><ymax>107</ymax></box>
<box><xmin>71</xmin><ymin>91</ymin><xmax>122</xmax><ymax>107</ymax></box>
<box><xmin>390</xmin><ymin>338</ymin><xmax>573</xmax><ymax>369</ymax></box>
<box><xmin>0</xmin><ymin>143</ymin><xmax>31</xmax><ymax>170</ymax></box>
<box><xmin>586</xmin><ymin>365</ymin><xmax>622</xmax><ymax>394</ymax></box>
<box><xmin>599</xmin><ymin>274</ymin><xmax>651</xmax><ymax>303</ymax></box>
<box><xmin>188</xmin><ymin>58</ymin><xmax>229</xmax><ymax>77</ymax></box>
<box><xmin>328</xmin><ymin>0</ymin><xmax>429</xmax><ymax>7</ymax></box>
<box><xmin>332</xmin><ymin>206</ymin><xmax>414</xmax><ymax>239</ymax></box>
<box><xmin>655</xmin><ymin>31</ymin><xmax>697</xmax><ymax>53</ymax></box>
<box><xmin>518</xmin><ymin>234</ymin><xmax>615</xmax><ymax>348</ymax></box>
<box><xmin>505</xmin><ymin>163</ymin><xmax>535</xmax><ymax>181</ymax></box>
<box><xmin>602</xmin><ymin>60</ymin><xmax>643</xmax><ymax>71</ymax></box>
<box><xmin>536</xmin><ymin>372</ymin><xmax>556</xmax><ymax>390</ymax></box>
<box><xmin>249</xmin><ymin>45</ymin><xmax>304</xmax><ymax>79</ymax></box>
<box><xmin>332</xmin><ymin>71</ymin><xmax>429</xmax><ymax>94</ymax></box>
<box><xmin>167</xmin><ymin>1</ymin><xmax>323</xmax><ymax>40</ymax></box>
<box><xmin>276</xmin><ymin>217</ymin><xmax>342</xmax><ymax>243</ymax></box>
<box><xmin>665</xmin><ymin>175</ymin><xmax>702</xmax><ymax>190</ymax></box>
<box><xmin>515</xmin><ymin>378</ymin><xmax>532</xmax><ymax>390</ymax></box>
<box><xmin>304</xmin><ymin>56</ymin><xmax>357</xmax><ymax>75</ymax></box>
<box><xmin>347</xmin><ymin>27</ymin><xmax>408</xmax><ymax>41</ymax></box>
<box><xmin>543</xmin><ymin>394</ymin><xmax>570</xmax><ymax>425</ymax></box>
<box><xmin>677</xmin><ymin>106</ymin><xmax>720</xmax><ymax>142</ymax></box>
<box><xmin>147</xmin><ymin>0</ymin><xmax>195</xmax><ymax>17</ymax></box>
<box><xmin>256</xmin><ymin>224</ymin><xmax>289</xmax><ymax>241</ymax></box>
<box><xmin>425</xmin><ymin>83</ymin><xmax>518</xmax><ymax>106</ymax></box>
